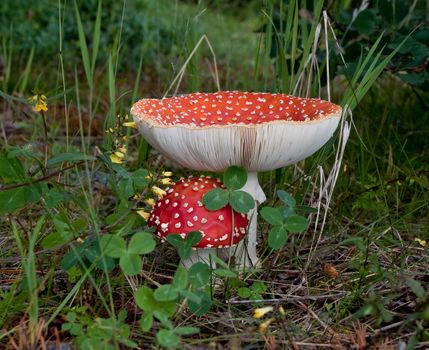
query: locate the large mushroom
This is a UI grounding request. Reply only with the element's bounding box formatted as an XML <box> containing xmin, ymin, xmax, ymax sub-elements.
<box><xmin>148</xmin><ymin>175</ymin><xmax>248</xmax><ymax>268</ymax></box>
<box><xmin>132</xmin><ymin>91</ymin><xmax>341</xmax><ymax>267</ymax></box>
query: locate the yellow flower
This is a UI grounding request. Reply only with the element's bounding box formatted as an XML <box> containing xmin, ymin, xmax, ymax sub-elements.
<box><xmin>151</xmin><ymin>186</ymin><xmax>166</xmax><ymax>198</ymax></box>
<box><xmin>123</xmin><ymin>121</ymin><xmax>137</xmax><ymax>128</ymax></box>
<box><xmin>144</xmin><ymin>198</ymin><xmax>156</xmax><ymax>207</ymax></box>
<box><xmin>137</xmin><ymin>210</ymin><xmax>150</xmax><ymax>221</ymax></box>
<box><xmin>415</xmin><ymin>238</ymin><xmax>427</xmax><ymax>247</ymax></box>
<box><xmin>118</xmin><ymin>147</ymin><xmax>127</xmax><ymax>154</ymax></box>
<box><xmin>110</xmin><ymin>153</ymin><xmax>123</xmax><ymax>164</ymax></box>
<box><xmin>258</xmin><ymin>318</ymin><xmax>275</xmax><ymax>334</ymax></box>
<box><xmin>159</xmin><ymin>177</ymin><xmax>173</xmax><ymax>185</ymax></box>
<box><xmin>145</xmin><ymin>173</ymin><xmax>153</xmax><ymax>181</ymax></box>
<box><xmin>28</xmin><ymin>93</ymin><xmax>48</xmax><ymax>112</ymax></box>
<box><xmin>253</xmin><ymin>306</ymin><xmax>273</xmax><ymax>319</ymax></box>
<box><xmin>161</xmin><ymin>171</ymin><xmax>173</xmax><ymax>177</ymax></box>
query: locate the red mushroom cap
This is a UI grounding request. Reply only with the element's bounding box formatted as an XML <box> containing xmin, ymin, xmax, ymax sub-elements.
<box><xmin>148</xmin><ymin>175</ymin><xmax>249</xmax><ymax>248</ymax></box>
<box><xmin>131</xmin><ymin>91</ymin><xmax>340</xmax><ymax>127</ymax></box>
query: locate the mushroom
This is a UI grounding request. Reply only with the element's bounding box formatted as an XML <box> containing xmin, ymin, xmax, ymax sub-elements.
<box><xmin>132</xmin><ymin>91</ymin><xmax>342</xmax><ymax>267</ymax></box>
<box><xmin>148</xmin><ymin>175</ymin><xmax>249</xmax><ymax>268</ymax></box>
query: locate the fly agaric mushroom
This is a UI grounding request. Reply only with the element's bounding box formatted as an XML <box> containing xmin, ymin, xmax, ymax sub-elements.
<box><xmin>132</xmin><ymin>91</ymin><xmax>342</xmax><ymax>267</ymax></box>
<box><xmin>148</xmin><ymin>175</ymin><xmax>248</xmax><ymax>268</ymax></box>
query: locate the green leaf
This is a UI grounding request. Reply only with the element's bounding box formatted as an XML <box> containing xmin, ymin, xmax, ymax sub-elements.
<box><xmin>118</xmin><ymin>178</ymin><xmax>134</xmax><ymax>198</ymax></box>
<box><xmin>166</xmin><ymin>234</ymin><xmax>184</xmax><ymax>249</ymax></box>
<box><xmin>251</xmin><ymin>281</ymin><xmax>267</xmax><ymax>293</ymax></box>
<box><xmin>154</xmin><ymin>284</ymin><xmax>179</xmax><ymax>302</ymax></box>
<box><xmin>41</xmin><ymin>214</ymin><xmax>73</xmax><ymax>249</ymax></box>
<box><xmin>174</xmin><ymin>326</ymin><xmax>200</xmax><ymax>335</ymax></box>
<box><xmin>214</xmin><ymin>269</ymin><xmax>237</xmax><ymax>278</ymax></box>
<box><xmin>119</xmin><ymin>254</ymin><xmax>142</xmax><ymax>276</ymax></box>
<box><xmin>156</xmin><ymin>329</ymin><xmax>180</xmax><ymax>348</ymax></box>
<box><xmin>260</xmin><ymin>207</ymin><xmax>283</xmax><ymax>225</ymax></box>
<box><xmin>153</xmin><ymin>310</ymin><xmax>174</xmax><ymax>329</ymax></box>
<box><xmin>179</xmin><ymin>289</ymin><xmax>202</xmax><ymax>304</ymax></box>
<box><xmin>202</xmin><ymin>188</ymin><xmax>229</xmax><ymax>210</ymax></box>
<box><xmin>100</xmin><ymin>234</ymin><xmax>126</xmax><ymax>258</ymax></box>
<box><xmin>223</xmin><ymin>166</ymin><xmax>247</xmax><ymax>190</ymax></box>
<box><xmin>354</xmin><ymin>9</ymin><xmax>377</xmax><ymax>36</ymax></box>
<box><xmin>44</xmin><ymin>187</ymin><xmax>64</xmax><ymax>208</ymax></box>
<box><xmin>406</xmin><ymin>278</ymin><xmax>426</xmax><ymax>300</ymax></box>
<box><xmin>172</xmin><ymin>266</ymin><xmax>188</xmax><ymax>290</ymax></box>
<box><xmin>277</xmin><ymin>190</ymin><xmax>296</xmax><ymax>207</ymax></box>
<box><xmin>294</xmin><ymin>205</ymin><xmax>317</xmax><ymax>213</ymax></box>
<box><xmin>0</xmin><ymin>154</ymin><xmax>26</xmax><ymax>182</ymax></box>
<box><xmin>268</xmin><ymin>226</ymin><xmax>288</xmax><ymax>250</ymax></box>
<box><xmin>185</xmin><ymin>231</ymin><xmax>203</xmax><ymax>247</ymax></box>
<box><xmin>140</xmin><ymin>312</ymin><xmax>153</xmax><ymax>332</ymax></box>
<box><xmin>74</xmin><ymin>0</ymin><xmax>92</xmax><ymax>85</ymax></box>
<box><xmin>0</xmin><ymin>187</ymin><xmax>27</xmax><ymax>214</ymax></box>
<box><xmin>128</xmin><ymin>232</ymin><xmax>156</xmax><ymax>255</ymax></box>
<box><xmin>188</xmin><ymin>290</ymin><xmax>212</xmax><ymax>316</ymax></box>
<box><xmin>188</xmin><ymin>262</ymin><xmax>210</xmax><ymax>288</ymax></box>
<box><xmin>284</xmin><ymin>215</ymin><xmax>308</xmax><ymax>233</ymax></box>
<box><xmin>132</xmin><ymin>169</ymin><xmax>149</xmax><ymax>188</ymax></box>
<box><xmin>135</xmin><ymin>287</ymin><xmax>156</xmax><ymax>312</ymax></box>
<box><xmin>279</xmin><ymin>206</ymin><xmax>295</xmax><ymax>221</ymax></box>
<box><xmin>230</xmin><ymin>190</ymin><xmax>254</xmax><ymax>213</ymax></box>
<box><xmin>237</xmin><ymin>287</ymin><xmax>252</xmax><ymax>298</ymax></box>
<box><xmin>47</xmin><ymin>152</ymin><xmax>96</xmax><ymax>167</ymax></box>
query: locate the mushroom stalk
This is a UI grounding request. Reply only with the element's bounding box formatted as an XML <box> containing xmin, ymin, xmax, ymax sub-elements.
<box><xmin>236</xmin><ymin>172</ymin><xmax>266</xmax><ymax>268</ymax></box>
<box><xmin>182</xmin><ymin>248</ymin><xmax>218</xmax><ymax>269</ymax></box>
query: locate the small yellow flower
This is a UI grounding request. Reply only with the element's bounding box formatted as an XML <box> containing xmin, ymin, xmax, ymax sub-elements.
<box><xmin>415</xmin><ymin>238</ymin><xmax>427</xmax><ymax>247</ymax></box>
<box><xmin>114</xmin><ymin>151</ymin><xmax>125</xmax><ymax>159</ymax></box>
<box><xmin>151</xmin><ymin>186</ymin><xmax>167</xmax><ymax>198</ymax></box>
<box><xmin>278</xmin><ymin>306</ymin><xmax>286</xmax><ymax>316</ymax></box>
<box><xmin>28</xmin><ymin>93</ymin><xmax>48</xmax><ymax>112</ymax></box>
<box><xmin>118</xmin><ymin>147</ymin><xmax>127</xmax><ymax>154</ymax></box>
<box><xmin>161</xmin><ymin>171</ymin><xmax>173</xmax><ymax>177</ymax></box>
<box><xmin>159</xmin><ymin>177</ymin><xmax>173</xmax><ymax>185</ymax></box>
<box><xmin>110</xmin><ymin>153</ymin><xmax>123</xmax><ymax>164</ymax></box>
<box><xmin>253</xmin><ymin>306</ymin><xmax>273</xmax><ymax>319</ymax></box>
<box><xmin>145</xmin><ymin>173</ymin><xmax>153</xmax><ymax>181</ymax></box>
<box><xmin>144</xmin><ymin>198</ymin><xmax>156</xmax><ymax>207</ymax></box>
<box><xmin>137</xmin><ymin>210</ymin><xmax>150</xmax><ymax>220</ymax></box>
<box><xmin>123</xmin><ymin>121</ymin><xmax>137</xmax><ymax>128</ymax></box>
<box><xmin>258</xmin><ymin>318</ymin><xmax>275</xmax><ymax>334</ymax></box>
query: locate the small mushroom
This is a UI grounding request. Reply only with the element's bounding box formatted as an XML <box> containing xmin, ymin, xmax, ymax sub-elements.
<box><xmin>132</xmin><ymin>91</ymin><xmax>342</xmax><ymax>268</ymax></box>
<box><xmin>148</xmin><ymin>175</ymin><xmax>248</xmax><ymax>268</ymax></box>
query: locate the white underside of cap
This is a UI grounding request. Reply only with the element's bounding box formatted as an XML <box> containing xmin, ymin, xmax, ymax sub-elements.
<box><xmin>134</xmin><ymin>116</ymin><xmax>341</xmax><ymax>172</ymax></box>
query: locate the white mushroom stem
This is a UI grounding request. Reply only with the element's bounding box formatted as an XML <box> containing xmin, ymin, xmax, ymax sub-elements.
<box><xmin>182</xmin><ymin>248</ymin><xmax>218</xmax><ymax>269</ymax></box>
<box><xmin>236</xmin><ymin>171</ymin><xmax>266</xmax><ymax>268</ymax></box>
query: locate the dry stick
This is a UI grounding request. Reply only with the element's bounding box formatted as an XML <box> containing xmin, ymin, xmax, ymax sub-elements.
<box><xmin>226</xmin><ymin>292</ymin><xmax>348</xmax><ymax>304</ymax></box>
<box><xmin>0</xmin><ymin>161</ymin><xmax>86</xmax><ymax>192</ymax></box>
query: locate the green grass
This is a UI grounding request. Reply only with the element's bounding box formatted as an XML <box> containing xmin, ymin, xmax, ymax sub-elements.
<box><xmin>1</xmin><ymin>0</ymin><xmax>428</xmax><ymax>349</ymax></box>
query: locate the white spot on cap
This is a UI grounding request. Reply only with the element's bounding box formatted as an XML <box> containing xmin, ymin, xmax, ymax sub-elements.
<box><xmin>201</xmin><ymin>218</ymin><xmax>208</xmax><ymax>224</ymax></box>
<box><xmin>187</xmin><ymin>207</ymin><xmax>194</xmax><ymax>213</ymax></box>
<box><xmin>175</xmin><ymin>222</ymin><xmax>181</xmax><ymax>229</ymax></box>
<box><xmin>219</xmin><ymin>234</ymin><xmax>228</xmax><ymax>241</ymax></box>
<box><xmin>173</xmin><ymin>213</ymin><xmax>180</xmax><ymax>219</ymax></box>
<box><xmin>193</xmin><ymin>215</ymin><xmax>198</xmax><ymax>221</ymax></box>
<box><xmin>218</xmin><ymin>215</ymin><xmax>224</xmax><ymax>221</ymax></box>
<box><xmin>187</xmin><ymin>221</ymin><xmax>194</xmax><ymax>227</ymax></box>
